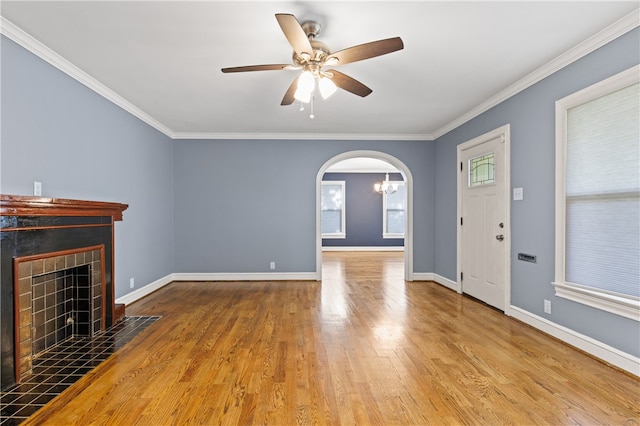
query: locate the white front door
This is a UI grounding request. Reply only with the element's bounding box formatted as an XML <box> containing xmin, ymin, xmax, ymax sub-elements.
<box><xmin>458</xmin><ymin>126</ymin><xmax>510</xmax><ymax>311</ymax></box>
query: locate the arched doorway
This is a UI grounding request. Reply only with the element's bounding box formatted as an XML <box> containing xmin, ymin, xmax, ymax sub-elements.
<box><xmin>316</xmin><ymin>150</ymin><xmax>414</xmax><ymax>281</ymax></box>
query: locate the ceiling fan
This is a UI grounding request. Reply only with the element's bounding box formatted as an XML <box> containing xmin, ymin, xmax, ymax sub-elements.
<box><xmin>221</xmin><ymin>13</ymin><xmax>404</xmax><ymax>111</ymax></box>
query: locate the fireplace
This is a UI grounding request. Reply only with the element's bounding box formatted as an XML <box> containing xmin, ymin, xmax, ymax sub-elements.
<box><xmin>1</xmin><ymin>195</ymin><xmax>128</xmax><ymax>389</ymax></box>
<box><xmin>14</xmin><ymin>246</ymin><xmax>105</xmax><ymax>381</ymax></box>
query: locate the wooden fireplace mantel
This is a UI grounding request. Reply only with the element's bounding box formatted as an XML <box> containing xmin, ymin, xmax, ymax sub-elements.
<box><xmin>1</xmin><ymin>194</ymin><xmax>128</xmax><ymax>220</ymax></box>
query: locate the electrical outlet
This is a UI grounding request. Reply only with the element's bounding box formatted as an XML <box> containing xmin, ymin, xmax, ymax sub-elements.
<box><xmin>270</xmin><ymin>262</ymin><xmax>276</xmax><ymax>270</ymax></box>
<box><xmin>33</xmin><ymin>181</ymin><xmax>42</xmax><ymax>196</ymax></box>
<box><xmin>129</xmin><ymin>278</ymin><xmax>135</xmax><ymax>289</ymax></box>
<box><xmin>544</xmin><ymin>299</ymin><xmax>551</xmax><ymax>314</ymax></box>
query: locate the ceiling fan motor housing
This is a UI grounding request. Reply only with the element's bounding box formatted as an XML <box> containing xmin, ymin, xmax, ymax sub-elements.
<box><xmin>293</xmin><ymin>21</ymin><xmax>330</xmax><ymax>65</ymax></box>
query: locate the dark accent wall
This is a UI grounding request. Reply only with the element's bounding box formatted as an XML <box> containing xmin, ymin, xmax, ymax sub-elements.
<box><xmin>322</xmin><ymin>173</ymin><xmax>404</xmax><ymax>247</ymax></box>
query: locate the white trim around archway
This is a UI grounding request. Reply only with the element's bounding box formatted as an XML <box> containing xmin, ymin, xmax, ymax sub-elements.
<box><xmin>316</xmin><ymin>150</ymin><xmax>414</xmax><ymax>281</ymax></box>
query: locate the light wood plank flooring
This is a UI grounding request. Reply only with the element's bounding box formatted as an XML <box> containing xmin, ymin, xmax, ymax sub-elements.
<box><xmin>25</xmin><ymin>252</ymin><xmax>639</xmax><ymax>425</ymax></box>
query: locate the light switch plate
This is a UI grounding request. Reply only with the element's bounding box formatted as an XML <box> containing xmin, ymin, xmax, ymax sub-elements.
<box><xmin>513</xmin><ymin>187</ymin><xmax>523</xmax><ymax>201</ymax></box>
<box><xmin>33</xmin><ymin>181</ymin><xmax>42</xmax><ymax>196</ymax></box>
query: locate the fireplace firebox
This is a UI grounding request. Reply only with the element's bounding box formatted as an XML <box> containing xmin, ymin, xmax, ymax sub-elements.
<box><xmin>1</xmin><ymin>195</ymin><xmax>128</xmax><ymax>389</ymax></box>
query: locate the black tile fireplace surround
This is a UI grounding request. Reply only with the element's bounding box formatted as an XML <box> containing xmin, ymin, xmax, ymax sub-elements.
<box><xmin>1</xmin><ymin>195</ymin><xmax>128</xmax><ymax>390</ymax></box>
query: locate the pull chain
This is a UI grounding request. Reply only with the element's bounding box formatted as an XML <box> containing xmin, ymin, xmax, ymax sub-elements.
<box><xmin>309</xmin><ymin>93</ymin><xmax>315</xmax><ymax>119</ymax></box>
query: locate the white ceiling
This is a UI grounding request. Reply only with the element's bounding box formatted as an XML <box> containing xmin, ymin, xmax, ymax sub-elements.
<box><xmin>1</xmin><ymin>1</ymin><xmax>638</xmax><ymax>140</ymax></box>
<box><xmin>326</xmin><ymin>157</ymin><xmax>399</xmax><ymax>173</ymax></box>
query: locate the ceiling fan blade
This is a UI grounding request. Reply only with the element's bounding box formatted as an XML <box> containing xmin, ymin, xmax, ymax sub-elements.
<box><xmin>281</xmin><ymin>77</ymin><xmax>298</xmax><ymax>105</ymax></box>
<box><xmin>327</xmin><ymin>37</ymin><xmax>404</xmax><ymax>66</ymax></box>
<box><xmin>328</xmin><ymin>70</ymin><xmax>373</xmax><ymax>97</ymax></box>
<box><xmin>221</xmin><ymin>64</ymin><xmax>297</xmax><ymax>73</ymax></box>
<box><xmin>276</xmin><ymin>13</ymin><xmax>313</xmax><ymax>60</ymax></box>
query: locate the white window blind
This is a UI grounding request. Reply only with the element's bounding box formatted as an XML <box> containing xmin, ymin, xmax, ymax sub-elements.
<box><xmin>565</xmin><ymin>82</ymin><xmax>639</xmax><ymax>297</ymax></box>
<box><xmin>384</xmin><ymin>183</ymin><xmax>406</xmax><ymax>237</ymax></box>
<box><xmin>321</xmin><ymin>181</ymin><xmax>345</xmax><ymax>238</ymax></box>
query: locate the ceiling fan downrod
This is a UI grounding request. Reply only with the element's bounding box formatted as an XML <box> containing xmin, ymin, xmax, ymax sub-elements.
<box><xmin>301</xmin><ymin>20</ymin><xmax>321</xmax><ymax>40</ymax></box>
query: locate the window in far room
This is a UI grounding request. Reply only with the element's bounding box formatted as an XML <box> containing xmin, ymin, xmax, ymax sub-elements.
<box><xmin>383</xmin><ymin>182</ymin><xmax>406</xmax><ymax>238</ymax></box>
<box><xmin>554</xmin><ymin>65</ymin><xmax>639</xmax><ymax>321</ymax></box>
<box><xmin>321</xmin><ymin>181</ymin><xmax>346</xmax><ymax>238</ymax></box>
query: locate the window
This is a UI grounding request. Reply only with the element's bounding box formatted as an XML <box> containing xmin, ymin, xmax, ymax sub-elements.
<box><xmin>321</xmin><ymin>181</ymin><xmax>345</xmax><ymax>238</ymax></box>
<box><xmin>469</xmin><ymin>153</ymin><xmax>495</xmax><ymax>187</ymax></box>
<box><xmin>554</xmin><ymin>65</ymin><xmax>639</xmax><ymax>321</ymax></box>
<box><xmin>383</xmin><ymin>182</ymin><xmax>406</xmax><ymax>238</ymax></box>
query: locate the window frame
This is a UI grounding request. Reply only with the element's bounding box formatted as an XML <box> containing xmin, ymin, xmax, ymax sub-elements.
<box><xmin>554</xmin><ymin>65</ymin><xmax>639</xmax><ymax>322</ymax></box>
<box><xmin>321</xmin><ymin>180</ymin><xmax>346</xmax><ymax>239</ymax></box>
<box><xmin>383</xmin><ymin>181</ymin><xmax>406</xmax><ymax>239</ymax></box>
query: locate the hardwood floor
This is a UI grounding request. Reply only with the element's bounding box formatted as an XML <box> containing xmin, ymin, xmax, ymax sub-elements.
<box><xmin>25</xmin><ymin>252</ymin><xmax>639</xmax><ymax>425</ymax></box>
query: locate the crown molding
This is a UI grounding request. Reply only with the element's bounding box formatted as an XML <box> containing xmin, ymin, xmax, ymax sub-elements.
<box><xmin>2</xmin><ymin>8</ymin><xmax>638</xmax><ymax>143</ymax></box>
<box><xmin>431</xmin><ymin>8</ymin><xmax>640</xmax><ymax>140</ymax></box>
<box><xmin>170</xmin><ymin>132</ymin><xmax>432</xmax><ymax>141</ymax></box>
<box><xmin>0</xmin><ymin>17</ymin><xmax>175</xmax><ymax>138</ymax></box>
<box><xmin>0</xmin><ymin>16</ymin><xmax>430</xmax><ymax>142</ymax></box>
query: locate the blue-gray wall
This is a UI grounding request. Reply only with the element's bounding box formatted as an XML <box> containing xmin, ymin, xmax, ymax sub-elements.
<box><xmin>433</xmin><ymin>28</ymin><xmax>640</xmax><ymax>357</ymax></box>
<box><xmin>0</xmin><ymin>36</ymin><xmax>175</xmax><ymax>299</ymax></box>
<box><xmin>172</xmin><ymin>140</ymin><xmax>433</xmax><ymax>273</ymax></box>
<box><xmin>322</xmin><ymin>172</ymin><xmax>404</xmax><ymax>247</ymax></box>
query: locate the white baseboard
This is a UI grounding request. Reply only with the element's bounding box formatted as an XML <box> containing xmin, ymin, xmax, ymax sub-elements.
<box><xmin>434</xmin><ymin>274</ymin><xmax>459</xmax><ymax>292</ymax></box>
<box><xmin>412</xmin><ymin>272</ymin><xmax>434</xmax><ymax>281</ymax></box>
<box><xmin>510</xmin><ymin>306</ymin><xmax>640</xmax><ymax>377</ymax></box>
<box><xmin>322</xmin><ymin>246</ymin><xmax>404</xmax><ymax>251</ymax></box>
<box><xmin>413</xmin><ymin>272</ymin><xmax>459</xmax><ymax>292</ymax></box>
<box><xmin>172</xmin><ymin>272</ymin><xmax>317</xmax><ymax>282</ymax></box>
<box><xmin>115</xmin><ymin>274</ymin><xmax>174</xmax><ymax>306</ymax></box>
<box><xmin>115</xmin><ymin>272</ymin><xmax>316</xmax><ymax>306</ymax></box>
<box><xmin>121</xmin><ymin>271</ymin><xmax>455</xmax><ymax>306</ymax></box>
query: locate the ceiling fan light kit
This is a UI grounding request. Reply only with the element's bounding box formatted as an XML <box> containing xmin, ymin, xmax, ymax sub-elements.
<box><xmin>318</xmin><ymin>76</ymin><xmax>338</xmax><ymax>99</ymax></box>
<box><xmin>221</xmin><ymin>13</ymin><xmax>404</xmax><ymax>119</ymax></box>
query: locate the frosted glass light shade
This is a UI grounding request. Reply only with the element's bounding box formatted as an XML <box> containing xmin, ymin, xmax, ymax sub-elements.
<box><xmin>298</xmin><ymin>71</ymin><xmax>315</xmax><ymax>92</ymax></box>
<box><xmin>294</xmin><ymin>87</ymin><xmax>311</xmax><ymax>103</ymax></box>
<box><xmin>319</xmin><ymin>77</ymin><xmax>337</xmax><ymax>99</ymax></box>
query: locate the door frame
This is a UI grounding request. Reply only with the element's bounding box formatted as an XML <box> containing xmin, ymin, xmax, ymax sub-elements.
<box><xmin>456</xmin><ymin>124</ymin><xmax>511</xmax><ymax>315</ymax></box>
<box><xmin>316</xmin><ymin>150</ymin><xmax>414</xmax><ymax>282</ymax></box>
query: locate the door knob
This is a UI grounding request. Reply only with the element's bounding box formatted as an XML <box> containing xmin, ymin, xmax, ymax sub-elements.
<box><xmin>496</xmin><ymin>234</ymin><xmax>504</xmax><ymax>241</ymax></box>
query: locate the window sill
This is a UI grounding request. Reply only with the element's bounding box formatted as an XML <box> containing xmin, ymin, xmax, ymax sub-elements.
<box><xmin>553</xmin><ymin>281</ymin><xmax>640</xmax><ymax>322</ymax></box>
<box><xmin>383</xmin><ymin>233</ymin><xmax>404</xmax><ymax>239</ymax></box>
<box><xmin>322</xmin><ymin>234</ymin><xmax>346</xmax><ymax>239</ymax></box>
